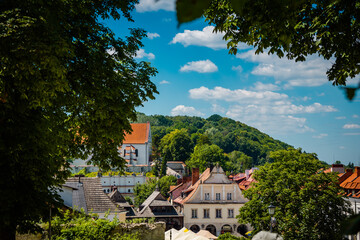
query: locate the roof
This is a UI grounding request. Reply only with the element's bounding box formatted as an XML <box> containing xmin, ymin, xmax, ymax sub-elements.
<box><xmin>172</xmin><ymin>166</ymin><xmax>248</xmax><ymax>205</ymax></box>
<box><xmin>66</xmin><ymin>177</ymin><xmax>118</xmax><ymax>213</ymax></box>
<box><xmin>109</xmin><ymin>190</ymin><xmax>131</xmax><ymax>207</ymax></box>
<box><xmin>339</xmin><ymin>167</ymin><xmax>360</xmax><ymax>198</ymax></box>
<box><xmin>173</xmin><ymin>168</ymin><xmax>212</xmax><ymax>205</ymax></box>
<box><xmin>123</xmin><ymin>123</ymin><xmax>150</xmax><ymax>144</ymax></box>
<box><xmin>137</xmin><ymin>191</ymin><xmax>181</xmax><ymax>218</ymax></box>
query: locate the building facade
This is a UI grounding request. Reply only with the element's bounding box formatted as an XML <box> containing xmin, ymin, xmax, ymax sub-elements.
<box><xmin>70</xmin><ymin>122</ymin><xmax>152</xmax><ymax>174</ymax></box>
<box><xmin>100</xmin><ymin>173</ymin><xmax>147</xmax><ymax>194</ymax></box>
<box><xmin>170</xmin><ymin>166</ymin><xmax>249</xmax><ymax>236</ymax></box>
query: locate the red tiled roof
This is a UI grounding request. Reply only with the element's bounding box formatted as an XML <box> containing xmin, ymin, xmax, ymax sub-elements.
<box><xmin>123</xmin><ymin>123</ymin><xmax>150</xmax><ymax>144</ymax></box>
<box><xmin>172</xmin><ymin>168</ymin><xmax>212</xmax><ymax>205</ymax></box>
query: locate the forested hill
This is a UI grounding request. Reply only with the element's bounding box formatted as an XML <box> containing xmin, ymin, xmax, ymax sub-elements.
<box><xmin>134</xmin><ymin>113</ymin><xmax>292</xmax><ymax>170</ymax></box>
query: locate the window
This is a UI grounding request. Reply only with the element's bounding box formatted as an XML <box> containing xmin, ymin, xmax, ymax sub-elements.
<box><xmin>203</xmin><ymin>209</ymin><xmax>210</xmax><ymax>218</ymax></box>
<box><xmin>227</xmin><ymin>193</ymin><xmax>232</xmax><ymax>200</ymax></box>
<box><xmin>228</xmin><ymin>209</ymin><xmax>234</xmax><ymax>218</ymax></box>
<box><xmin>216</xmin><ymin>209</ymin><xmax>222</xmax><ymax>218</ymax></box>
<box><xmin>204</xmin><ymin>193</ymin><xmax>210</xmax><ymax>200</ymax></box>
<box><xmin>192</xmin><ymin>209</ymin><xmax>198</xmax><ymax>219</ymax></box>
<box><xmin>216</xmin><ymin>193</ymin><xmax>221</xmax><ymax>200</ymax></box>
<box><xmin>128</xmin><ymin>189</ymin><xmax>131</xmax><ymax>193</ymax></box>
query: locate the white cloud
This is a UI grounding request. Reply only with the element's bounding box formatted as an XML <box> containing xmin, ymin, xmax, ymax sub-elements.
<box><xmin>159</xmin><ymin>80</ymin><xmax>169</xmax><ymax>84</ymax></box>
<box><xmin>180</xmin><ymin>60</ymin><xmax>218</xmax><ymax>73</ymax></box>
<box><xmin>353</xmin><ymin>114</ymin><xmax>360</xmax><ymax>118</ymax></box>
<box><xmin>171</xmin><ymin>26</ymin><xmax>250</xmax><ymax>50</ymax></box>
<box><xmin>147</xmin><ymin>32</ymin><xmax>160</xmax><ymax>39</ymax></box>
<box><xmin>336</xmin><ymin>116</ymin><xmax>346</xmax><ymax>120</ymax></box>
<box><xmin>135</xmin><ymin>49</ymin><xmax>155</xmax><ymax>60</ymax></box>
<box><xmin>189</xmin><ymin>86</ymin><xmax>337</xmax><ymax>134</ymax></box>
<box><xmin>232</xmin><ymin>65</ymin><xmax>243</xmax><ymax>73</ymax></box>
<box><xmin>136</xmin><ymin>0</ymin><xmax>175</xmax><ymax>12</ymax></box>
<box><xmin>302</xmin><ymin>96</ymin><xmax>311</xmax><ymax>101</ymax></box>
<box><xmin>190</xmin><ymin>86</ymin><xmax>289</xmax><ymax>104</ymax></box>
<box><xmin>339</xmin><ymin>146</ymin><xmax>345</xmax><ymax>150</ymax></box>
<box><xmin>250</xmin><ymin>82</ymin><xmax>280</xmax><ymax>91</ymax></box>
<box><xmin>313</xmin><ymin>133</ymin><xmax>328</xmax><ymax>139</ymax></box>
<box><xmin>343</xmin><ymin>124</ymin><xmax>360</xmax><ymax>129</ymax></box>
<box><xmin>211</xmin><ymin>104</ymin><xmax>226</xmax><ymax>113</ymax></box>
<box><xmin>171</xmin><ymin>105</ymin><xmax>204</xmax><ymax>116</ymax></box>
<box><xmin>237</xmin><ymin>50</ymin><xmax>331</xmax><ymax>87</ymax></box>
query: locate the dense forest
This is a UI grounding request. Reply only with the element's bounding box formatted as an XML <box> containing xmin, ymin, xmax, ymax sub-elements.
<box><xmin>134</xmin><ymin>113</ymin><xmax>293</xmax><ymax>174</ymax></box>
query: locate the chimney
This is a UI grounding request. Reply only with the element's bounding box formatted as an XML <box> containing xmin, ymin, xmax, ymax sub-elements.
<box><xmin>245</xmin><ymin>169</ymin><xmax>250</xmax><ymax>180</ymax></box>
<box><xmin>355</xmin><ymin>167</ymin><xmax>360</xmax><ymax>177</ymax></box>
<box><xmin>331</xmin><ymin>164</ymin><xmax>345</xmax><ymax>173</ymax></box>
<box><xmin>192</xmin><ymin>168</ymin><xmax>199</xmax><ymax>185</ymax></box>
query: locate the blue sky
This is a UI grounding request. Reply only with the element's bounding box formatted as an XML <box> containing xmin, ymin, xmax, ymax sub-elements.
<box><xmin>104</xmin><ymin>0</ymin><xmax>360</xmax><ymax>165</ymax></box>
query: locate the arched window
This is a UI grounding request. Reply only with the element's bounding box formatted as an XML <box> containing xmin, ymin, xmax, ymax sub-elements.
<box><xmin>237</xmin><ymin>224</ymin><xmax>248</xmax><ymax>236</ymax></box>
<box><xmin>190</xmin><ymin>225</ymin><xmax>200</xmax><ymax>233</ymax></box>
<box><xmin>221</xmin><ymin>224</ymin><xmax>232</xmax><ymax>234</ymax></box>
<box><xmin>205</xmin><ymin>225</ymin><xmax>216</xmax><ymax>236</ymax></box>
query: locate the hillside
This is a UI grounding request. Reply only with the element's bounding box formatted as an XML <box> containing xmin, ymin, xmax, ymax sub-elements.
<box><xmin>134</xmin><ymin>113</ymin><xmax>292</xmax><ymax>168</ymax></box>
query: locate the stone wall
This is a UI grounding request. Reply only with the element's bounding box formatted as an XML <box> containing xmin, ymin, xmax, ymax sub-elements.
<box><xmin>113</xmin><ymin>222</ymin><xmax>165</xmax><ymax>240</ymax></box>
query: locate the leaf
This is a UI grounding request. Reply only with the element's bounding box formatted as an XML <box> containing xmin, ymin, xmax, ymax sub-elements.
<box><xmin>344</xmin><ymin>87</ymin><xmax>357</xmax><ymax>101</ymax></box>
<box><xmin>229</xmin><ymin>0</ymin><xmax>248</xmax><ymax>15</ymax></box>
<box><xmin>176</xmin><ymin>0</ymin><xmax>211</xmax><ymax>26</ymax></box>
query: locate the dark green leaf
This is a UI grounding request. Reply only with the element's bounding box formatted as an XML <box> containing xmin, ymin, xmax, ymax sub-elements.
<box><xmin>176</xmin><ymin>0</ymin><xmax>211</xmax><ymax>25</ymax></box>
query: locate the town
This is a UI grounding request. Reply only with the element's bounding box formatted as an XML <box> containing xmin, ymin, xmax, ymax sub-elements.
<box><xmin>53</xmin><ymin>121</ymin><xmax>359</xmax><ymax>240</ymax></box>
<box><xmin>2</xmin><ymin>0</ymin><xmax>360</xmax><ymax>239</ymax></box>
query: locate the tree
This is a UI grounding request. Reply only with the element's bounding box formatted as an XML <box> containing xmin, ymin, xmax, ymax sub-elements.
<box><xmin>225</xmin><ymin>151</ymin><xmax>252</xmax><ymax>173</ymax></box>
<box><xmin>237</xmin><ymin>148</ymin><xmax>352</xmax><ymax>240</ymax></box>
<box><xmin>176</xmin><ymin>0</ymin><xmax>360</xmax><ymax>98</ymax></box>
<box><xmin>0</xmin><ymin>0</ymin><xmax>157</xmax><ymax>238</ymax></box>
<box><xmin>187</xmin><ymin>144</ymin><xmax>227</xmax><ymax>172</ymax></box>
<box><xmin>49</xmin><ymin>209</ymin><xmax>140</xmax><ymax>240</ymax></box>
<box><xmin>159</xmin><ymin>129</ymin><xmax>193</xmax><ymax>162</ymax></box>
<box><xmin>133</xmin><ymin>176</ymin><xmax>177</xmax><ymax>207</ymax></box>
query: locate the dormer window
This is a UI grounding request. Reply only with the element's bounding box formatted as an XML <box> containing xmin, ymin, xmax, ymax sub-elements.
<box><xmin>204</xmin><ymin>193</ymin><xmax>210</xmax><ymax>200</ymax></box>
<box><xmin>216</xmin><ymin>193</ymin><xmax>221</xmax><ymax>200</ymax></box>
<box><xmin>227</xmin><ymin>193</ymin><xmax>232</xmax><ymax>200</ymax></box>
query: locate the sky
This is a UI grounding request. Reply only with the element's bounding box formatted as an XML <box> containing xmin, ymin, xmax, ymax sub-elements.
<box><xmin>103</xmin><ymin>0</ymin><xmax>360</xmax><ymax>165</ymax></box>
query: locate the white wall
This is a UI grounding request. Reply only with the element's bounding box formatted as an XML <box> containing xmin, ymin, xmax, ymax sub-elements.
<box><xmin>100</xmin><ymin>175</ymin><xmax>146</xmax><ymax>194</ymax></box>
<box><xmin>184</xmin><ymin>203</ymin><xmax>244</xmax><ymax>235</ymax></box>
<box><xmin>57</xmin><ymin>187</ymin><xmax>74</xmax><ymax>208</ymax></box>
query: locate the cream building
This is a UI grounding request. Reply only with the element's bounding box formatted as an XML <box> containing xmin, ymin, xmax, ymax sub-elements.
<box><xmin>170</xmin><ymin>165</ymin><xmax>249</xmax><ymax>236</ymax></box>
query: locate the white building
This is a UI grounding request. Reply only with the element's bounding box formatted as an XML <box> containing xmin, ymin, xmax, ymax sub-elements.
<box><xmin>119</xmin><ymin>122</ymin><xmax>152</xmax><ymax>173</ymax></box>
<box><xmin>170</xmin><ymin>165</ymin><xmax>249</xmax><ymax>237</ymax></box>
<box><xmin>100</xmin><ymin>173</ymin><xmax>146</xmax><ymax>194</ymax></box>
<box><xmin>70</xmin><ymin>122</ymin><xmax>152</xmax><ymax>173</ymax></box>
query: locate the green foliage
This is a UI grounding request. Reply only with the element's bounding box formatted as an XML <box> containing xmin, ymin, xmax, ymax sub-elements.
<box><xmin>217</xmin><ymin>232</ymin><xmax>245</xmax><ymax>240</ymax></box>
<box><xmin>187</xmin><ymin>144</ymin><xmax>227</xmax><ymax>172</ymax></box>
<box><xmin>85</xmin><ymin>172</ymin><xmax>98</xmax><ymax>177</ymax></box>
<box><xmin>226</xmin><ymin>151</ymin><xmax>253</xmax><ymax>173</ymax></box>
<box><xmin>0</xmin><ymin>0</ymin><xmax>157</xmax><ymax>235</ymax></box>
<box><xmin>159</xmin><ymin>129</ymin><xmax>193</xmax><ymax>162</ymax></box>
<box><xmin>141</xmin><ymin>114</ymin><xmax>290</xmax><ymax>169</ymax></box>
<box><xmin>124</xmin><ymin>196</ymin><xmax>134</xmax><ymax>206</ymax></box>
<box><xmin>126</xmin><ymin>217</ymin><xmax>155</xmax><ymax>224</ymax></box>
<box><xmin>175</xmin><ymin>0</ymin><xmax>360</xmax><ymax>93</ymax></box>
<box><xmin>238</xmin><ymin>148</ymin><xmax>352</xmax><ymax>240</ymax></box>
<box><xmin>48</xmin><ymin>209</ymin><xmax>140</xmax><ymax>240</ymax></box>
<box><xmin>133</xmin><ymin>175</ymin><xmax>177</xmax><ymax>207</ymax></box>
